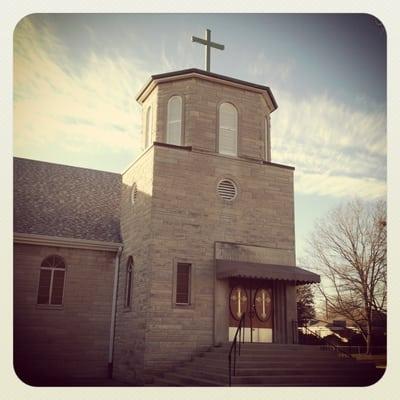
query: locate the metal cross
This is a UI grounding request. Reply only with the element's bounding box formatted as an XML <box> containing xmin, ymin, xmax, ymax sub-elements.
<box><xmin>256</xmin><ymin>289</ymin><xmax>271</xmax><ymax>320</ymax></box>
<box><xmin>231</xmin><ymin>287</ymin><xmax>247</xmax><ymax>318</ymax></box>
<box><xmin>192</xmin><ymin>29</ymin><xmax>224</xmax><ymax>72</ymax></box>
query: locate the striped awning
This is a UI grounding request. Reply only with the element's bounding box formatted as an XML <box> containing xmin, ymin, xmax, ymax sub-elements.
<box><xmin>216</xmin><ymin>259</ymin><xmax>320</xmax><ymax>284</ymax></box>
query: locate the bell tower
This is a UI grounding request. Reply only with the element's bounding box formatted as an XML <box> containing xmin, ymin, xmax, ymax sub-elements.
<box><xmin>113</xmin><ymin>39</ymin><xmax>318</xmax><ymax>384</ymax></box>
<box><xmin>136</xmin><ymin>68</ymin><xmax>276</xmax><ymax>162</ymax></box>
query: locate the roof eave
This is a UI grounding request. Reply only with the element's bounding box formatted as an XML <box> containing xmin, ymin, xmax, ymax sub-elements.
<box><xmin>136</xmin><ymin>68</ymin><xmax>278</xmax><ymax>112</ymax></box>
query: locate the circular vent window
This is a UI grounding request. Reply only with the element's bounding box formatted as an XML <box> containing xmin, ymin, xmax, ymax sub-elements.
<box><xmin>217</xmin><ymin>179</ymin><xmax>238</xmax><ymax>201</ymax></box>
<box><xmin>131</xmin><ymin>183</ymin><xmax>138</xmax><ymax>205</ymax></box>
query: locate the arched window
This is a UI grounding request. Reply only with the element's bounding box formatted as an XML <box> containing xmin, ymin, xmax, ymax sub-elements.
<box><xmin>144</xmin><ymin>106</ymin><xmax>152</xmax><ymax>149</ymax></box>
<box><xmin>167</xmin><ymin>96</ymin><xmax>183</xmax><ymax>146</ymax></box>
<box><xmin>265</xmin><ymin>116</ymin><xmax>270</xmax><ymax>161</ymax></box>
<box><xmin>124</xmin><ymin>256</ymin><xmax>134</xmax><ymax>308</ymax></box>
<box><xmin>37</xmin><ymin>255</ymin><xmax>66</xmax><ymax>305</ymax></box>
<box><xmin>218</xmin><ymin>103</ymin><xmax>238</xmax><ymax>156</ymax></box>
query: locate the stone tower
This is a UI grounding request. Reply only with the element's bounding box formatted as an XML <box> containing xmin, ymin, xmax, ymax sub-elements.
<box><xmin>113</xmin><ymin>68</ymin><xmax>319</xmax><ymax>384</ymax></box>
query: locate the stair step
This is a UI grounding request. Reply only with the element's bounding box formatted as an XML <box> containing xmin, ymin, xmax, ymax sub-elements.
<box><xmin>204</xmin><ymin>353</ymin><xmax>340</xmax><ymax>361</ymax></box>
<box><xmin>230</xmin><ymin>374</ymin><xmax>379</xmax><ymax>385</ymax></box>
<box><xmin>180</xmin><ymin>365</ymin><xmax>375</xmax><ymax>377</ymax></box>
<box><xmin>145</xmin><ymin>343</ymin><xmax>383</xmax><ymax>387</ymax></box>
<box><xmin>191</xmin><ymin>359</ymin><xmax>361</xmax><ymax>370</ymax></box>
<box><xmin>160</xmin><ymin>372</ymin><xmax>224</xmax><ymax>386</ymax></box>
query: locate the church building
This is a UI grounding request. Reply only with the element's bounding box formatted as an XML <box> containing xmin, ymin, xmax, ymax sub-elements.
<box><xmin>14</xmin><ymin>36</ymin><xmax>322</xmax><ymax>385</ymax></box>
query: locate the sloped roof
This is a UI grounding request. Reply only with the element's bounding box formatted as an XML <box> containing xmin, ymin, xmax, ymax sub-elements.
<box><xmin>14</xmin><ymin>157</ymin><xmax>122</xmax><ymax>243</ymax></box>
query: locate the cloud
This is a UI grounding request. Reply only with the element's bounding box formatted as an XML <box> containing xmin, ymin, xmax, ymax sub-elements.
<box><xmin>13</xmin><ymin>17</ymin><xmax>386</xmax><ymax>200</ymax></box>
<box><xmin>248</xmin><ymin>52</ymin><xmax>295</xmax><ymax>82</ymax></box>
<box><xmin>14</xmin><ymin>17</ymin><xmax>147</xmax><ymax>165</ymax></box>
<box><xmin>272</xmin><ymin>92</ymin><xmax>386</xmax><ymax>198</ymax></box>
<box><xmin>295</xmin><ymin>172</ymin><xmax>386</xmax><ymax>199</ymax></box>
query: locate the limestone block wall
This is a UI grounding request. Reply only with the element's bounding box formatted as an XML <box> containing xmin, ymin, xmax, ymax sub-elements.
<box><xmin>13</xmin><ymin>243</ymin><xmax>115</xmax><ymax>383</ymax></box>
<box><xmin>113</xmin><ymin>148</ymin><xmax>155</xmax><ymax>384</ymax></box>
<box><xmin>154</xmin><ymin>77</ymin><xmax>271</xmax><ymax>160</ymax></box>
<box><xmin>142</xmin><ymin>144</ymin><xmax>295</xmax><ymax>373</ymax></box>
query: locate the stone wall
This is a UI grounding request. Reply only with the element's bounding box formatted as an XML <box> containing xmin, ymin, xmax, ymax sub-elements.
<box><xmin>113</xmin><ymin>148</ymin><xmax>155</xmax><ymax>384</ymax></box>
<box><xmin>142</xmin><ymin>144</ymin><xmax>295</xmax><ymax>374</ymax></box>
<box><xmin>13</xmin><ymin>243</ymin><xmax>115</xmax><ymax>384</ymax></box>
<box><xmin>154</xmin><ymin>77</ymin><xmax>271</xmax><ymax>160</ymax></box>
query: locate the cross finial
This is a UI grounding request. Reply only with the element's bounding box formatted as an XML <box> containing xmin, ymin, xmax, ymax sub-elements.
<box><xmin>192</xmin><ymin>29</ymin><xmax>224</xmax><ymax>72</ymax></box>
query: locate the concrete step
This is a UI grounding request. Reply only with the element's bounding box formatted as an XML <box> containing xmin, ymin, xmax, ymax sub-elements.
<box><xmin>203</xmin><ymin>352</ymin><xmax>340</xmax><ymax>361</ymax></box>
<box><xmin>218</xmin><ymin>343</ymin><xmax>326</xmax><ymax>350</ymax></box>
<box><xmin>158</xmin><ymin>372</ymin><xmax>224</xmax><ymax>386</ymax></box>
<box><xmin>191</xmin><ymin>359</ymin><xmax>363</xmax><ymax>371</ymax></box>
<box><xmin>180</xmin><ymin>364</ymin><xmax>375</xmax><ymax>377</ymax></box>
<box><xmin>153</xmin><ymin>371</ymin><xmax>380</xmax><ymax>387</ymax></box>
<box><xmin>230</xmin><ymin>374</ymin><xmax>380</xmax><ymax>386</ymax></box>
<box><xmin>147</xmin><ymin>343</ymin><xmax>383</xmax><ymax>387</ymax></box>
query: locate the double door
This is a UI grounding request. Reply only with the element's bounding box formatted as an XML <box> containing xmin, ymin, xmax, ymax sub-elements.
<box><xmin>228</xmin><ymin>278</ymin><xmax>273</xmax><ymax>343</ymax></box>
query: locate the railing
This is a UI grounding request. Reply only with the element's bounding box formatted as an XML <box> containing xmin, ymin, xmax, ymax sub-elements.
<box><xmin>299</xmin><ymin>324</ymin><xmax>354</xmax><ymax>359</ymax></box>
<box><xmin>228</xmin><ymin>312</ymin><xmax>245</xmax><ymax>387</ymax></box>
<box><xmin>292</xmin><ymin>320</ymin><xmax>299</xmax><ymax>344</ymax></box>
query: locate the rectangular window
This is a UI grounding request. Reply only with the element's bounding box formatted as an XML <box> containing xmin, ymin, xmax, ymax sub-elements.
<box><xmin>175</xmin><ymin>263</ymin><xmax>191</xmax><ymax>305</ymax></box>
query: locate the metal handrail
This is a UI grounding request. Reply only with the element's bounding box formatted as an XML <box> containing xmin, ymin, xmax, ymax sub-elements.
<box><xmin>228</xmin><ymin>312</ymin><xmax>245</xmax><ymax>387</ymax></box>
<box><xmin>299</xmin><ymin>324</ymin><xmax>354</xmax><ymax>359</ymax></box>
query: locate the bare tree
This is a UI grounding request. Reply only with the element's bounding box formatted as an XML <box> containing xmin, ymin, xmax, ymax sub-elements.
<box><xmin>307</xmin><ymin>199</ymin><xmax>386</xmax><ymax>354</ymax></box>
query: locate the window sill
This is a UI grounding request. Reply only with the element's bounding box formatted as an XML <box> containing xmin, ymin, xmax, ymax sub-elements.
<box><xmin>173</xmin><ymin>303</ymin><xmax>195</xmax><ymax>310</ymax></box>
<box><xmin>36</xmin><ymin>304</ymin><xmax>64</xmax><ymax>310</ymax></box>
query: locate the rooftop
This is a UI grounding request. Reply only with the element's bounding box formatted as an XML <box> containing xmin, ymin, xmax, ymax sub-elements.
<box><xmin>14</xmin><ymin>157</ymin><xmax>122</xmax><ymax>243</ymax></box>
<box><xmin>136</xmin><ymin>68</ymin><xmax>278</xmax><ymax>111</ymax></box>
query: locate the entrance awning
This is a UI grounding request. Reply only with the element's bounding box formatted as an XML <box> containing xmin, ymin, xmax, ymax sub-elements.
<box><xmin>216</xmin><ymin>259</ymin><xmax>320</xmax><ymax>284</ymax></box>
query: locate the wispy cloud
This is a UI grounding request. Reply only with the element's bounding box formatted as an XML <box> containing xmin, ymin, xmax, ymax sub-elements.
<box><xmin>248</xmin><ymin>52</ymin><xmax>295</xmax><ymax>82</ymax></box>
<box><xmin>273</xmin><ymin>92</ymin><xmax>386</xmax><ymax>198</ymax></box>
<box><xmin>14</xmin><ymin>18</ymin><xmax>147</xmax><ymax>166</ymax></box>
<box><xmin>14</xmin><ymin>17</ymin><xmax>386</xmax><ymax>200</ymax></box>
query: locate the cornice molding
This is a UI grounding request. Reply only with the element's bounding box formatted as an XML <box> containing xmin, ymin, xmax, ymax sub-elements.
<box><xmin>136</xmin><ymin>71</ymin><xmax>277</xmax><ymax>113</ymax></box>
<box><xmin>14</xmin><ymin>232</ymin><xmax>123</xmax><ymax>252</ymax></box>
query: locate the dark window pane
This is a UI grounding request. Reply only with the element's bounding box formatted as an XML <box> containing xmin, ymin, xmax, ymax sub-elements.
<box><xmin>37</xmin><ymin>269</ymin><xmax>51</xmax><ymax>304</ymax></box>
<box><xmin>41</xmin><ymin>255</ymin><xmax>65</xmax><ymax>269</ymax></box>
<box><xmin>126</xmin><ymin>270</ymin><xmax>132</xmax><ymax>307</ymax></box>
<box><xmin>176</xmin><ymin>263</ymin><xmax>190</xmax><ymax>304</ymax></box>
<box><xmin>50</xmin><ymin>270</ymin><xmax>65</xmax><ymax>305</ymax></box>
<box><xmin>125</xmin><ymin>257</ymin><xmax>134</xmax><ymax>307</ymax></box>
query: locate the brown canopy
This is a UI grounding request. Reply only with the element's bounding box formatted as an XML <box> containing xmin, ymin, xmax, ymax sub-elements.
<box><xmin>216</xmin><ymin>259</ymin><xmax>320</xmax><ymax>285</ymax></box>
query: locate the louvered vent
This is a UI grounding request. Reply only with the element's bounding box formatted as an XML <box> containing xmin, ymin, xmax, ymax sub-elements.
<box><xmin>217</xmin><ymin>179</ymin><xmax>238</xmax><ymax>201</ymax></box>
<box><xmin>131</xmin><ymin>183</ymin><xmax>138</xmax><ymax>205</ymax></box>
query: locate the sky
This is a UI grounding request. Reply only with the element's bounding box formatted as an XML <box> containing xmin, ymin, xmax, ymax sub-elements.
<box><xmin>13</xmin><ymin>13</ymin><xmax>387</xmax><ymax>262</ymax></box>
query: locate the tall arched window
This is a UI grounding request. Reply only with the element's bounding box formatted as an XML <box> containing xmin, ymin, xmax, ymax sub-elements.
<box><xmin>37</xmin><ymin>255</ymin><xmax>66</xmax><ymax>305</ymax></box>
<box><xmin>124</xmin><ymin>256</ymin><xmax>134</xmax><ymax>308</ymax></box>
<box><xmin>144</xmin><ymin>106</ymin><xmax>152</xmax><ymax>149</ymax></box>
<box><xmin>218</xmin><ymin>103</ymin><xmax>238</xmax><ymax>156</ymax></box>
<box><xmin>265</xmin><ymin>116</ymin><xmax>270</xmax><ymax>161</ymax></box>
<box><xmin>167</xmin><ymin>96</ymin><xmax>183</xmax><ymax>146</ymax></box>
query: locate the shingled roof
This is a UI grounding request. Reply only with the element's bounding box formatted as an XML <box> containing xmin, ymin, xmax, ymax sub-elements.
<box><xmin>14</xmin><ymin>157</ymin><xmax>122</xmax><ymax>243</ymax></box>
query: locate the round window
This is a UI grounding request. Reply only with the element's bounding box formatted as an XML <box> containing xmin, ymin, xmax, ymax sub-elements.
<box><xmin>217</xmin><ymin>178</ymin><xmax>238</xmax><ymax>201</ymax></box>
